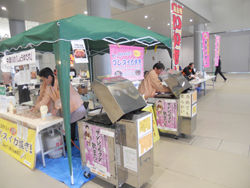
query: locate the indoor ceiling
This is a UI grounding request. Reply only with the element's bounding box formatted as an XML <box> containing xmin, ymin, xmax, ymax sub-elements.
<box><xmin>0</xmin><ymin>0</ymin><xmax>208</xmax><ymax>37</ymax></box>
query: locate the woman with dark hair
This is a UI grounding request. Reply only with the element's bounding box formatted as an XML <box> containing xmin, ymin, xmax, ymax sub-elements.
<box><xmin>34</xmin><ymin>67</ymin><xmax>86</xmax><ymax>141</ymax></box>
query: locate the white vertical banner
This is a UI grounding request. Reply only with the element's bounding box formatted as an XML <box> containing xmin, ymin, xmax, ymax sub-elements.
<box><xmin>170</xmin><ymin>0</ymin><xmax>184</xmax><ymax>71</ymax></box>
<box><xmin>71</xmin><ymin>40</ymin><xmax>88</xmax><ymax>64</ymax></box>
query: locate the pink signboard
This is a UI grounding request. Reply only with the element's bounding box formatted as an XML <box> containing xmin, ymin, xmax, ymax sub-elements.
<box><xmin>214</xmin><ymin>35</ymin><xmax>221</xmax><ymax>67</ymax></box>
<box><xmin>155</xmin><ymin>99</ymin><xmax>178</xmax><ymax>131</ymax></box>
<box><xmin>202</xmin><ymin>32</ymin><xmax>210</xmax><ymax>68</ymax></box>
<box><xmin>83</xmin><ymin>123</ymin><xmax>110</xmax><ymax>178</ymax></box>
<box><xmin>109</xmin><ymin>44</ymin><xmax>144</xmax><ymax>81</ymax></box>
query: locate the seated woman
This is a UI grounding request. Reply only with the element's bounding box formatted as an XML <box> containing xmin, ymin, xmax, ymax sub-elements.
<box><xmin>34</xmin><ymin>67</ymin><xmax>86</xmax><ymax>141</ymax></box>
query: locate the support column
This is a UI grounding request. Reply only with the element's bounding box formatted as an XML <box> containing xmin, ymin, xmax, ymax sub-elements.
<box><xmin>87</xmin><ymin>0</ymin><xmax>111</xmax><ymax>78</ymax></box>
<box><xmin>9</xmin><ymin>19</ymin><xmax>25</xmax><ymax>37</ymax></box>
<box><xmin>87</xmin><ymin>0</ymin><xmax>111</xmax><ymax>18</ymax></box>
<box><xmin>194</xmin><ymin>24</ymin><xmax>205</xmax><ymax>72</ymax></box>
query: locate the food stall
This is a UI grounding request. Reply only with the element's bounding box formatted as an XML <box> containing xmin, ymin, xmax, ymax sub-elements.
<box><xmin>78</xmin><ymin>76</ymin><xmax>153</xmax><ymax>188</ymax></box>
<box><xmin>0</xmin><ymin>14</ymin><xmax>172</xmax><ymax>184</ymax></box>
<box><xmin>148</xmin><ymin>72</ymin><xmax>197</xmax><ymax>137</ymax></box>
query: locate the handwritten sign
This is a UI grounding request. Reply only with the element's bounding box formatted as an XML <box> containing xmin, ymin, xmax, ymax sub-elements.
<box><xmin>202</xmin><ymin>32</ymin><xmax>210</xmax><ymax>68</ymax></box>
<box><xmin>109</xmin><ymin>44</ymin><xmax>144</xmax><ymax>81</ymax></box>
<box><xmin>83</xmin><ymin>123</ymin><xmax>110</xmax><ymax>178</ymax></box>
<box><xmin>171</xmin><ymin>0</ymin><xmax>183</xmax><ymax>71</ymax></box>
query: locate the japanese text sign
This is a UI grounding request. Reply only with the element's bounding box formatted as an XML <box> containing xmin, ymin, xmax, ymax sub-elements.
<box><xmin>155</xmin><ymin>99</ymin><xmax>178</xmax><ymax>131</ymax></box>
<box><xmin>109</xmin><ymin>44</ymin><xmax>144</xmax><ymax>81</ymax></box>
<box><xmin>0</xmin><ymin>118</ymin><xmax>36</xmax><ymax>169</ymax></box>
<box><xmin>202</xmin><ymin>32</ymin><xmax>210</xmax><ymax>68</ymax></box>
<box><xmin>1</xmin><ymin>49</ymin><xmax>36</xmax><ymax>72</ymax></box>
<box><xmin>214</xmin><ymin>35</ymin><xmax>221</xmax><ymax>67</ymax></box>
<box><xmin>83</xmin><ymin>123</ymin><xmax>110</xmax><ymax>178</ymax></box>
<box><xmin>171</xmin><ymin>0</ymin><xmax>183</xmax><ymax>71</ymax></box>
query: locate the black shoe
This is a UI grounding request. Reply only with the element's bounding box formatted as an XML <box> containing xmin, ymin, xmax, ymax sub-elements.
<box><xmin>224</xmin><ymin>79</ymin><xmax>227</xmax><ymax>82</ymax></box>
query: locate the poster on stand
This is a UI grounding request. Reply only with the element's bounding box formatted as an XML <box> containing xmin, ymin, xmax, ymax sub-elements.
<box><xmin>155</xmin><ymin>99</ymin><xmax>178</xmax><ymax>131</ymax></box>
<box><xmin>109</xmin><ymin>44</ymin><xmax>144</xmax><ymax>81</ymax></box>
<box><xmin>171</xmin><ymin>0</ymin><xmax>184</xmax><ymax>71</ymax></box>
<box><xmin>71</xmin><ymin>40</ymin><xmax>88</xmax><ymax>64</ymax></box>
<box><xmin>202</xmin><ymin>32</ymin><xmax>210</xmax><ymax>68</ymax></box>
<box><xmin>0</xmin><ymin>118</ymin><xmax>36</xmax><ymax>169</ymax></box>
<box><xmin>137</xmin><ymin>114</ymin><xmax>153</xmax><ymax>157</ymax></box>
<box><xmin>214</xmin><ymin>35</ymin><xmax>221</xmax><ymax>67</ymax></box>
<box><xmin>82</xmin><ymin>123</ymin><xmax>110</xmax><ymax>178</ymax></box>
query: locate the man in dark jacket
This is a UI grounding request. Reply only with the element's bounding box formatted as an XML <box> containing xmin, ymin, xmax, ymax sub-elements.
<box><xmin>215</xmin><ymin>57</ymin><xmax>227</xmax><ymax>82</ymax></box>
<box><xmin>182</xmin><ymin>63</ymin><xmax>196</xmax><ymax>81</ymax></box>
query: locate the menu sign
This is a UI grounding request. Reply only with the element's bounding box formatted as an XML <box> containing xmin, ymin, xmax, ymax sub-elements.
<box><xmin>71</xmin><ymin>40</ymin><xmax>88</xmax><ymax>64</ymax></box>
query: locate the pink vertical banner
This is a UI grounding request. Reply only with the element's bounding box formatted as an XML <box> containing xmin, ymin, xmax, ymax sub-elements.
<box><xmin>202</xmin><ymin>32</ymin><xmax>210</xmax><ymax>68</ymax></box>
<box><xmin>109</xmin><ymin>44</ymin><xmax>144</xmax><ymax>81</ymax></box>
<box><xmin>214</xmin><ymin>35</ymin><xmax>221</xmax><ymax>67</ymax></box>
<box><xmin>155</xmin><ymin>99</ymin><xmax>178</xmax><ymax>131</ymax></box>
<box><xmin>171</xmin><ymin>0</ymin><xmax>184</xmax><ymax>71</ymax></box>
<box><xmin>83</xmin><ymin>123</ymin><xmax>110</xmax><ymax>177</ymax></box>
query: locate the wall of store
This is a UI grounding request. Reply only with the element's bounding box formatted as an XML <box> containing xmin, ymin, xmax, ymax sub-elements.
<box><xmin>181</xmin><ymin>30</ymin><xmax>250</xmax><ymax>73</ymax></box>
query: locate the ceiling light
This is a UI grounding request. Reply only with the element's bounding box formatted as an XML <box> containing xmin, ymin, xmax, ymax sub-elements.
<box><xmin>189</xmin><ymin>19</ymin><xmax>193</xmax><ymax>22</ymax></box>
<box><xmin>167</xmin><ymin>23</ymin><xmax>170</xmax><ymax>26</ymax></box>
<box><xmin>1</xmin><ymin>6</ymin><xmax>7</xmax><ymax>11</ymax></box>
<box><xmin>144</xmin><ymin>15</ymin><xmax>148</xmax><ymax>19</ymax></box>
<box><xmin>84</xmin><ymin>11</ymin><xmax>88</xmax><ymax>15</ymax></box>
<box><xmin>147</xmin><ymin>26</ymin><xmax>151</xmax><ymax>30</ymax></box>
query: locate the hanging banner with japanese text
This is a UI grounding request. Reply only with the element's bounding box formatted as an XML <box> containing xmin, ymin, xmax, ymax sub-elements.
<box><xmin>202</xmin><ymin>32</ymin><xmax>210</xmax><ymax>68</ymax></box>
<box><xmin>1</xmin><ymin>49</ymin><xmax>36</xmax><ymax>72</ymax></box>
<box><xmin>82</xmin><ymin>123</ymin><xmax>110</xmax><ymax>178</ymax></box>
<box><xmin>71</xmin><ymin>40</ymin><xmax>88</xmax><ymax>64</ymax></box>
<box><xmin>109</xmin><ymin>44</ymin><xmax>144</xmax><ymax>81</ymax></box>
<box><xmin>171</xmin><ymin>0</ymin><xmax>184</xmax><ymax>71</ymax></box>
<box><xmin>155</xmin><ymin>99</ymin><xmax>178</xmax><ymax>132</ymax></box>
<box><xmin>0</xmin><ymin>118</ymin><xmax>36</xmax><ymax>169</ymax></box>
<box><xmin>214</xmin><ymin>35</ymin><xmax>221</xmax><ymax>67</ymax></box>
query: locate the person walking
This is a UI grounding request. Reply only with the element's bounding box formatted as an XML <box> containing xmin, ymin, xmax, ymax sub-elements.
<box><xmin>215</xmin><ymin>57</ymin><xmax>227</xmax><ymax>82</ymax></box>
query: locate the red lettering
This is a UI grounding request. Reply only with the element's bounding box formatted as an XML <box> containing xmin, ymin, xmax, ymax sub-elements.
<box><xmin>174</xmin><ymin>49</ymin><xmax>180</xmax><ymax>65</ymax></box>
<box><xmin>174</xmin><ymin>32</ymin><xmax>181</xmax><ymax>47</ymax></box>
<box><xmin>173</xmin><ymin>14</ymin><xmax>182</xmax><ymax>30</ymax></box>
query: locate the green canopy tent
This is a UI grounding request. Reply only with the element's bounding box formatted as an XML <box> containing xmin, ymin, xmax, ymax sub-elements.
<box><xmin>0</xmin><ymin>14</ymin><xmax>171</xmax><ymax>184</ymax></box>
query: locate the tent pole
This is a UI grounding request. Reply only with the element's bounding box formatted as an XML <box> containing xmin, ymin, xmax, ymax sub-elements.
<box><xmin>53</xmin><ymin>27</ymin><xmax>73</xmax><ymax>184</ymax></box>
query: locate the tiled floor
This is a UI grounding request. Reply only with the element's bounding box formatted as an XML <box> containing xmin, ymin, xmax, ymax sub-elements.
<box><xmin>1</xmin><ymin>74</ymin><xmax>250</xmax><ymax>188</ymax></box>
